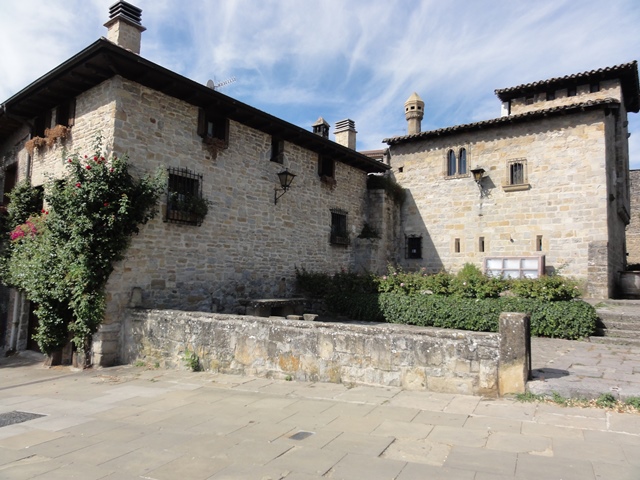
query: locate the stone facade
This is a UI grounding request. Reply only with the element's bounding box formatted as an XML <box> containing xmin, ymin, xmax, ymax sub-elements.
<box><xmin>386</xmin><ymin>64</ymin><xmax>638</xmax><ymax>298</ymax></box>
<box><xmin>627</xmin><ymin>169</ymin><xmax>640</xmax><ymax>265</ymax></box>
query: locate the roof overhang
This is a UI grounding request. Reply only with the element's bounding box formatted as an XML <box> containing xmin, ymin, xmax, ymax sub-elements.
<box><xmin>0</xmin><ymin>38</ymin><xmax>388</xmax><ymax>174</ymax></box>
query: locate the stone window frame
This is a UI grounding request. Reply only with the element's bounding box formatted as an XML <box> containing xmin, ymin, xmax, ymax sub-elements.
<box><xmin>444</xmin><ymin>146</ymin><xmax>471</xmax><ymax>179</ymax></box>
<box><xmin>502</xmin><ymin>158</ymin><xmax>530</xmax><ymax>192</ymax></box>
<box><xmin>329</xmin><ymin>208</ymin><xmax>349</xmax><ymax>246</ymax></box>
<box><xmin>405</xmin><ymin>234</ymin><xmax>422</xmax><ymax>259</ymax></box>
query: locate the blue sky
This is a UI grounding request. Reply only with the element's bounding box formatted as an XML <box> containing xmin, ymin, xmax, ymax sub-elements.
<box><xmin>1</xmin><ymin>0</ymin><xmax>640</xmax><ymax>165</ymax></box>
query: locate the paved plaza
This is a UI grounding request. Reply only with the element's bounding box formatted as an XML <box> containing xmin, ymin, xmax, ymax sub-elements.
<box><xmin>0</xmin><ymin>338</ymin><xmax>639</xmax><ymax>479</ymax></box>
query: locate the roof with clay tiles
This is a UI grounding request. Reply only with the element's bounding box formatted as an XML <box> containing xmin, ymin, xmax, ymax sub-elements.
<box><xmin>384</xmin><ymin>98</ymin><xmax>621</xmax><ymax>145</ymax></box>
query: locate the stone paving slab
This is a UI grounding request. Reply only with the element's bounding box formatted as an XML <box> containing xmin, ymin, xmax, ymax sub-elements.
<box><xmin>0</xmin><ymin>347</ymin><xmax>639</xmax><ymax>479</ymax></box>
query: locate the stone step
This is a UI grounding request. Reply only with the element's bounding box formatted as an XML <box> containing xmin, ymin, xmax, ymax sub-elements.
<box><xmin>596</xmin><ymin>308</ymin><xmax>640</xmax><ymax>323</ymax></box>
<box><xmin>588</xmin><ymin>335</ymin><xmax>640</xmax><ymax>347</ymax></box>
<box><xmin>594</xmin><ymin>327</ymin><xmax>640</xmax><ymax>339</ymax></box>
<box><xmin>596</xmin><ymin>318</ymin><xmax>640</xmax><ymax>331</ymax></box>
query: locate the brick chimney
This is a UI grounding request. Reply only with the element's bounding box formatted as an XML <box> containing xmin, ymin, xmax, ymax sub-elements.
<box><xmin>312</xmin><ymin>117</ymin><xmax>330</xmax><ymax>139</ymax></box>
<box><xmin>104</xmin><ymin>1</ymin><xmax>146</xmax><ymax>54</ymax></box>
<box><xmin>334</xmin><ymin>119</ymin><xmax>357</xmax><ymax>150</ymax></box>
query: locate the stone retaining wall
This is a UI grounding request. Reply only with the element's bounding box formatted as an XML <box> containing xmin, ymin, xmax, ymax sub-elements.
<box><xmin>124</xmin><ymin>309</ymin><xmax>527</xmax><ymax>397</ymax></box>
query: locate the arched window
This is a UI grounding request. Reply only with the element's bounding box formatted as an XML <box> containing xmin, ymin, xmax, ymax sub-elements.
<box><xmin>447</xmin><ymin>150</ymin><xmax>456</xmax><ymax>176</ymax></box>
<box><xmin>458</xmin><ymin>148</ymin><xmax>467</xmax><ymax>175</ymax></box>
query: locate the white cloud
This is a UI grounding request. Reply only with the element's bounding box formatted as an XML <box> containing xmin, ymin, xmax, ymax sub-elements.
<box><xmin>1</xmin><ymin>0</ymin><xmax>639</xmax><ymax>162</ymax></box>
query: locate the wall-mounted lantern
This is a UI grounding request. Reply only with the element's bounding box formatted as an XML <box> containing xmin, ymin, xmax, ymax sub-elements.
<box><xmin>274</xmin><ymin>169</ymin><xmax>296</xmax><ymax>204</ymax></box>
<box><xmin>470</xmin><ymin>166</ymin><xmax>486</xmax><ymax>197</ymax></box>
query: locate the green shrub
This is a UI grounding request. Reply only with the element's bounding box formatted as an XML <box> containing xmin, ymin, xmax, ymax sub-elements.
<box><xmin>376</xmin><ymin>266</ymin><xmax>452</xmax><ymax>295</ymax></box>
<box><xmin>449</xmin><ymin>263</ymin><xmax>507</xmax><ymax>299</ymax></box>
<box><xmin>379</xmin><ymin>294</ymin><xmax>597</xmax><ymax>339</ymax></box>
<box><xmin>510</xmin><ymin>275</ymin><xmax>582</xmax><ymax>301</ymax></box>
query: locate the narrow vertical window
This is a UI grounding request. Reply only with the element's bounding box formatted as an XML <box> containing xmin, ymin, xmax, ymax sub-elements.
<box><xmin>510</xmin><ymin>162</ymin><xmax>524</xmax><ymax>185</ymax></box>
<box><xmin>330</xmin><ymin>209</ymin><xmax>349</xmax><ymax>245</ymax></box>
<box><xmin>454</xmin><ymin>238</ymin><xmax>461</xmax><ymax>253</ymax></box>
<box><xmin>458</xmin><ymin>148</ymin><xmax>467</xmax><ymax>175</ymax></box>
<box><xmin>479</xmin><ymin>236</ymin><xmax>485</xmax><ymax>253</ymax></box>
<box><xmin>271</xmin><ymin>137</ymin><xmax>284</xmax><ymax>163</ymax></box>
<box><xmin>536</xmin><ymin>235</ymin><xmax>543</xmax><ymax>252</ymax></box>
<box><xmin>406</xmin><ymin>236</ymin><xmax>422</xmax><ymax>259</ymax></box>
<box><xmin>447</xmin><ymin>149</ymin><xmax>456</xmax><ymax>176</ymax></box>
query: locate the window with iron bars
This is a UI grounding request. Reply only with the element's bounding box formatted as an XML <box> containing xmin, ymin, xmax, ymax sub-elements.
<box><xmin>165</xmin><ymin>167</ymin><xmax>205</xmax><ymax>226</ymax></box>
<box><xmin>330</xmin><ymin>208</ymin><xmax>349</xmax><ymax>246</ymax></box>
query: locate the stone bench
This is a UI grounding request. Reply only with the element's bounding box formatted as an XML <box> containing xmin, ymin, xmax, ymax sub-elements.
<box><xmin>240</xmin><ymin>298</ymin><xmax>306</xmax><ymax>318</ymax></box>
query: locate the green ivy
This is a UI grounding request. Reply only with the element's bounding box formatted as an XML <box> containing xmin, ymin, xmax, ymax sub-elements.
<box><xmin>2</xmin><ymin>135</ymin><xmax>164</xmax><ymax>362</ymax></box>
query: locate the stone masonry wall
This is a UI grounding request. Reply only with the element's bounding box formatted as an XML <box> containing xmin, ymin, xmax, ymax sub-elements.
<box><xmin>390</xmin><ymin>109</ymin><xmax>613</xmax><ymax>295</ymax></box>
<box><xmin>627</xmin><ymin>169</ymin><xmax>640</xmax><ymax>265</ymax></box>
<box><xmin>125</xmin><ymin>309</ymin><xmax>501</xmax><ymax>396</ymax></box>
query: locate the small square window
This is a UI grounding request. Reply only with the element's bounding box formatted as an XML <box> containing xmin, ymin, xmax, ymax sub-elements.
<box><xmin>406</xmin><ymin>236</ymin><xmax>422</xmax><ymax>259</ymax></box>
<box><xmin>525</xmin><ymin>95</ymin><xmax>534</xmax><ymax>105</ymax></box>
<box><xmin>567</xmin><ymin>86</ymin><xmax>577</xmax><ymax>97</ymax></box>
<box><xmin>590</xmin><ymin>82</ymin><xmax>600</xmax><ymax>93</ymax></box>
<box><xmin>330</xmin><ymin>209</ymin><xmax>349</xmax><ymax>246</ymax></box>
<box><xmin>165</xmin><ymin>168</ymin><xmax>206</xmax><ymax>226</ymax></box>
<box><xmin>546</xmin><ymin>91</ymin><xmax>556</xmax><ymax>101</ymax></box>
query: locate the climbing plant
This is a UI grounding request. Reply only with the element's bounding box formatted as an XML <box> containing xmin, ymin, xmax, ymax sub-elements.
<box><xmin>3</xmin><ymin>135</ymin><xmax>164</xmax><ymax>364</ymax></box>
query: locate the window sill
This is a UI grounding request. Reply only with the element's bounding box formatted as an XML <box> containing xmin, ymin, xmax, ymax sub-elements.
<box><xmin>444</xmin><ymin>173</ymin><xmax>470</xmax><ymax>180</ymax></box>
<box><xmin>502</xmin><ymin>183</ymin><xmax>530</xmax><ymax>192</ymax></box>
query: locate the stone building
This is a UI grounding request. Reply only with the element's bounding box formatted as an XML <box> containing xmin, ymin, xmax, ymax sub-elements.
<box><xmin>384</xmin><ymin>62</ymin><xmax>639</xmax><ymax>298</ymax></box>
<box><xmin>0</xmin><ymin>2</ymin><xmax>638</xmax><ymax>365</ymax></box>
<box><xmin>0</xmin><ymin>3</ymin><xmax>387</xmax><ymax>364</ymax></box>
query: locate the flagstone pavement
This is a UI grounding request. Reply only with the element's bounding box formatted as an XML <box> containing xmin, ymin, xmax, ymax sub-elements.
<box><xmin>0</xmin><ymin>339</ymin><xmax>639</xmax><ymax>480</ymax></box>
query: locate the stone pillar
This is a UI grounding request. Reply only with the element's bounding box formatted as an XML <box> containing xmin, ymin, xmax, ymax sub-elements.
<box><xmin>498</xmin><ymin>312</ymin><xmax>530</xmax><ymax>396</ymax></box>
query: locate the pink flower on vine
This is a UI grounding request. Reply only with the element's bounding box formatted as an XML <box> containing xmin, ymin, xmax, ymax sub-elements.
<box><xmin>76</xmin><ymin>182</ymin><xmax>81</xmax><ymax>188</ymax></box>
<box><xmin>86</xmin><ymin>165</ymin><xmax>91</xmax><ymax>170</ymax></box>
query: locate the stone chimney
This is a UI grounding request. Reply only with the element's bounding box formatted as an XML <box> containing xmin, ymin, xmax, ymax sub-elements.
<box><xmin>312</xmin><ymin>117</ymin><xmax>330</xmax><ymax>139</ymax></box>
<box><xmin>104</xmin><ymin>1</ymin><xmax>146</xmax><ymax>54</ymax></box>
<box><xmin>404</xmin><ymin>92</ymin><xmax>424</xmax><ymax>135</ymax></box>
<box><xmin>334</xmin><ymin>119</ymin><xmax>357</xmax><ymax>150</ymax></box>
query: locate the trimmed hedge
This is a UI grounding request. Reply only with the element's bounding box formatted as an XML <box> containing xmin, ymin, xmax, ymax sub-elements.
<box><xmin>378</xmin><ymin>293</ymin><xmax>597</xmax><ymax>340</ymax></box>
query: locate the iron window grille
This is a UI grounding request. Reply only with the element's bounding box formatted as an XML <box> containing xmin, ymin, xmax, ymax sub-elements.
<box><xmin>330</xmin><ymin>208</ymin><xmax>349</xmax><ymax>246</ymax></box>
<box><xmin>165</xmin><ymin>167</ymin><xmax>205</xmax><ymax>226</ymax></box>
